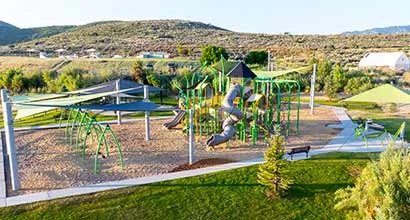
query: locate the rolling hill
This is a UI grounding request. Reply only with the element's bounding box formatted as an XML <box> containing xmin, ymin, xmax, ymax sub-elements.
<box><xmin>342</xmin><ymin>25</ymin><xmax>410</xmax><ymax>35</ymax></box>
<box><xmin>0</xmin><ymin>21</ymin><xmax>75</xmax><ymax>45</ymax></box>
<box><xmin>1</xmin><ymin>20</ymin><xmax>410</xmax><ymax>66</ymax></box>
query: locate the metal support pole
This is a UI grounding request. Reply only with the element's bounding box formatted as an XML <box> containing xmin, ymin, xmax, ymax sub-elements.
<box><xmin>116</xmin><ymin>79</ymin><xmax>122</xmax><ymax>125</ymax></box>
<box><xmin>1</xmin><ymin>89</ymin><xmax>20</xmax><ymax>191</ymax></box>
<box><xmin>267</xmin><ymin>51</ymin><xmax>271</xmax><ymax>71</ymax></box>
<box><xmin>144</xmin><ymin>85</ymin><xmax>151</xmax><ymax>141</ymax></box>
<box><xmin>189</xmin><ymin>109</ymin><xmax>195</xmax><ymax>165</ymax></box>
<box><xmin>310</xmin><ymin>64</ymin><xmax>317</xmax><ymax>115</ymax></box>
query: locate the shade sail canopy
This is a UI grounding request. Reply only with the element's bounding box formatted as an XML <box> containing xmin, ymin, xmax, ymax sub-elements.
<box><xmin>14</xmin><ymin>88</ymin><xmax>136</xmax><ymax>119</ymax></box>
<box><xmin>254</xmin><ymin>67</ymin><xmax>309</xmax><ymax>78</ymax></box>
<box><xmin>70</xmin><ymin>79</ymin><xmax>162</xmax><ymax>95</ymax></box>
<box><xmin>226</xmin><ymin>62</ymin><xmax>257</xmax><ymax>79</ymax></box>
<box><xmin>64</xmin><ymin>85</ymin><xmax>108</xmax><ymax>95</ymax></box>
<box><xmin>20</xmin><ymin>100</ymin><xmax>171</xmax><ymax>112</ymax></box>
<box><xmin>343</xmin><ymin>84</ymin><xmax>410</xmax><ymax>104</ymax></box>
<box><xmin>11</xmin><ymin>94</ymin><xmax>68</xmax><ymax>104</ymax></box>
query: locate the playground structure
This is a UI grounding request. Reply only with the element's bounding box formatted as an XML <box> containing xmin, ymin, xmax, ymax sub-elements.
<box><xmin>165</xmin><ymin>59</ymin><xmax>301</xmax><ymax>147</ymax></box>
<box><xmin>63</xmin><ymin>108</ymin><xmax>124</xmax><ymax>174</ymax></box>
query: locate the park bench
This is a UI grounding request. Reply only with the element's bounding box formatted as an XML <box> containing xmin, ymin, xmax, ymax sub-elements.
<box><xmin>287</xmin><ymin>146</ymin><xmax>311</xmax><ymax>160</ymax></box>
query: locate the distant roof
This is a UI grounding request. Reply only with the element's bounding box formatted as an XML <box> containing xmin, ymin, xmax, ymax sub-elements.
<box><xmin>226</xmin><ymin>62</ymin><xmax>257</xmax><ymax>79</ymax></box>
<box><xmin>85</xmin><ymin>48</ymin><xmax>96</xmax><ymax>52</ymax></box>
<box><xmin>55</xmin><ymin>48</ymin><xmax>67</xmax><ymax>52</ymax></box>
<box><xmin>69</xmin><ymin>79</ymin><xmax>162</xmax><ymax>95</ymax></box>
<box><xmin>359</xmin><ymin>52</ymin><xmax>409</xmax><ymax>69</ymax></box>
<box><xmin>343</xmin><ymin>84</ymin><xmax>410</xmax><ymax>104</ymax></box>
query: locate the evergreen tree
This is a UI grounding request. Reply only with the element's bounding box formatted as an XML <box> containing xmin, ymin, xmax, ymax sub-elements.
<box><xmin>130</xmin><ymin>61</ymin><xmax>147</xmax><ymax>84</ymax></box>
<box><xmin>257</xmin><ymin>135</ymin><xmax>293</xmax><ymax>198</ymax></box>
<box><xmin>317</xmin><ymin>59</ymin><xmax>332</xmax><ymax>91</ymax></box>
<box><xmin>324</xmin><ymin>74</ymin><xmax>337</xmax><ymax>100</ymax></box>
<box><xmin>335</xmin><ymin>145</ymin><xmax>410</xmax><ymax>220</ymax></box>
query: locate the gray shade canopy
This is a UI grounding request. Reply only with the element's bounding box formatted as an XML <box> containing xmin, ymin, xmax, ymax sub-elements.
<box><xmin>72</xmin><ymin>79</ymin><xmax>163</xmax><ymax>95</ymax></box>
<box><xmin>19</xmin><ymin>100</ymin><xmax>170</xmax><ymax>112</ymax></box>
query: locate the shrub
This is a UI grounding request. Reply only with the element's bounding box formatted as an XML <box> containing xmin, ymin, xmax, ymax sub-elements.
<box><xmin>200</xmin><ymin>45</ymin><xmax>228</xmax><ymax>65</ymax></box>
<box><xmin>146</xmin><ymin>72</ymin><xmax>171</xmax><ymax>90</ymax></box>
<box><xmin>130</xmin><ymin>61</ymin><xmax>147</xmax><ymax>84</ymax></box>
<box><xmin>0</xmin><ymin>68</ymin><xmax>24</xmax><ymax>90</ymax></box>
<box><xmin>335</xmin><ymin>145</ymin><xmax>410</xmax><ymax>220</ymax></box>
<box><xmin>344</xmin><ymin>75</ymin><xmax>374</xmax><ymax>95</ymax></box>
<box><xmin>245</xmin><ymin>50</ymin><xmax>268</xmax><ymax>66</ymax></box>
<box><xmin>257</xmin><ymin>134</ymin><xmax>292</xmax><ymax>198</ymax></box>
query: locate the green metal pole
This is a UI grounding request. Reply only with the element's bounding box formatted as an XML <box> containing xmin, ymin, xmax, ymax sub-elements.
<box><xmin>107</xmin><ymin>125</ymin><xmax>124</xmax><ymax>170</ymax></box>
<box><xmin>69</xmin><ymin>110</ymin><xmax>80</xmax><ymax>146</ymax></box>
<box><xmin>75</xmin><ymin>112</ymin><xmax>87</xmax><ymax>152</ymax></box>
<box><xmin>275</xmin><ymin>82</ymin><xmax>281</xmax><ymax>129</ymax></box>
<box><xmin>285</xmin><ymin>82</ymin><xmax>291</xmax><ymax>136</ymax></box>
<box><xmin>296</xmin><ymin>81</ymin><xmax>301</xmax><ymax>135</ymax></box>
<box><xmin>199</xmin><ymin>87</ymin><xmax>202</xmax><ymax>136</ymax></box>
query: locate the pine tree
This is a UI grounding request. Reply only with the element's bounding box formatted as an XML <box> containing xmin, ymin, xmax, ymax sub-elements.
<box><xmin>324</xmin><ymin>74</ymin><xmax>337</xmax><ymax>100</ymax></box>
<box><xmin>257</xmin><ymin>135</ymin><xmax>293</xmax><ymax>198</ymax></box>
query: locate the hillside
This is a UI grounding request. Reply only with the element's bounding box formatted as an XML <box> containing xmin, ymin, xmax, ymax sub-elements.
<box><xmin>343</xmin><ymin>25</ymin><xmax>410</xmax><ymax>35</ymax></box>
<box><xmin>2</xmin><ymin>20</ymin><xmax>410</xmax><ymax>65</ymax></box>
<box><xmin>0</xmin><ymin>21</ymin><xmax>75</xmax><ymax>45</ymax></box>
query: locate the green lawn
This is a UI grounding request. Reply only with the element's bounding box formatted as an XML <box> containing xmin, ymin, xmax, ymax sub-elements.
<box><xmin>0</xmin><ymin>152</ymin><xmax>377</xmax><ymax>220</ymax></box>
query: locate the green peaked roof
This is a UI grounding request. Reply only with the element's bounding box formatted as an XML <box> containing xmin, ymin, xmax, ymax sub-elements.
<box><xmin>344</xmin><ymin>84</ymin><xmax>410</xmax><ymax>104</ymax></box>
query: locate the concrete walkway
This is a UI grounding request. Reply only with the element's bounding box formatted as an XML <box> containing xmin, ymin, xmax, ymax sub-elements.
<box><xmin>286</xmin><ymin>105</ymin><xmax>402</xmax><ymax>161</ymax></box>
<box><xmin>0</xmin><ymin>106</ymin><xmax>397</xmax><ymax>207</ymax></box>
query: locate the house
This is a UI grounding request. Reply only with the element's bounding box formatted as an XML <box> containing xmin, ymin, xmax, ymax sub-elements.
<box><xmin>359</xmin><ymin>52</ymin><xmax>410</xmax><ymax>72</ymax></box>
<box><xmin>137</xmin><ymin>52</ymin><xmax>170</xmax><ymax>59</ymax></box>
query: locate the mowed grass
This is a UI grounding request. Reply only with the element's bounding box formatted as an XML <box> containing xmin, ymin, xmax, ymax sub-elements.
<box><xmin>0</xmin><ymin>152</ymin><xmax>377</xmax><ymax>220</ymax></box>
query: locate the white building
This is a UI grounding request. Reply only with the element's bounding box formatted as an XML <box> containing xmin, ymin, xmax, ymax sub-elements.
<box><xmin>359</xmin><ymin>52</ymin><xmax>410</xmax><ymax>72</ymax></box>
<box><xmin>137</xmin><ymin>52</ymin><xmax>170</xmax><ymax>59</ymax></box>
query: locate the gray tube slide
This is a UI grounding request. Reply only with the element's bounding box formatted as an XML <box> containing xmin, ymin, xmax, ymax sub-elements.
<box><xmin>207</xmin><ymin>84</ymin><xmax>243</xmax><ymax>147</ymax></box>
<box><xmin>163</xmin><ymin>110</ymin><xmax>185</xmax><ymax>129</ymax></box>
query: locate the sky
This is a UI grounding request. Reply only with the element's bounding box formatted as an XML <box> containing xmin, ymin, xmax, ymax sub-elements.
<box><xmin>1</xmin><ymin>0</ymin><xmax>410</xmax><ymax>34</ymax></box>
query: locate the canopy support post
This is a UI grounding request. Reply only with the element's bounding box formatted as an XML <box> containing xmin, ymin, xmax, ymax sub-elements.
<box><xmin>116</xmin><ymin>79</ymin><xmax>122</xmax><ymax>125</ymax></box>
<box><xmin>310</xmin><ymin>64</ymin><xmax>317</xmax><ymax>115</ymax></box>
<box><xmin>144</xmin><ymin>85</ymin><xmax>151</xmax><ymax>141</ymax></box>
<box><xmin>1</xmin><ymin>89</ymin><xmax>20</xmax><ymax>191</ymax></box>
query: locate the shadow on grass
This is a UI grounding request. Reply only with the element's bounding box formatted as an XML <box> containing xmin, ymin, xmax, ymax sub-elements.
<box><xmin>309</xmin><ymin>152</ymin><xmax>380</xmax><ymax>160</ymax></box>
<box><xmin>288</xmin><ymin>183</ymin><xmax>352</xmax><ymax>198</ymax></box>
<box><xmin>149</xmin><ymin>183</ymin><xmax>260</xmax><ymax>188</ymax></box>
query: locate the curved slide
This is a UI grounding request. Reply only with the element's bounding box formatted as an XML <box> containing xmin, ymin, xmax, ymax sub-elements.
<box><xmin>163</xmin><ymin>110</ymin><xmax>185</xmax><ymax>129</ymax></box>
<box><xmin>206</xmin><ymin>84</ymin><xmax>243</xmax><ymax>146</ymax></box>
